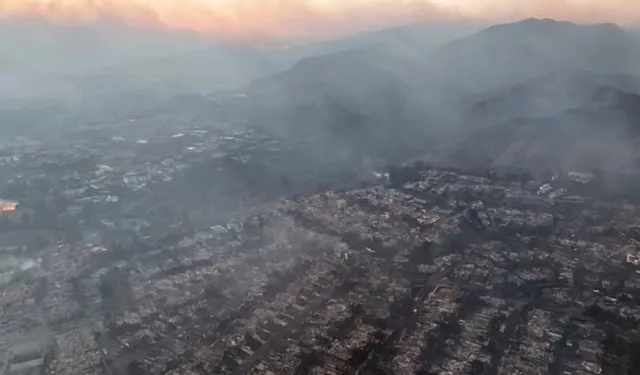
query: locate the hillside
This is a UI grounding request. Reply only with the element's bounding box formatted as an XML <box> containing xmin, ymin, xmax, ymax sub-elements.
<box><xmin>244</xmin><ymin>48</ymin><xmax>452</xmax><ymax>162</ymax></box>
<box><xmin>464</xmin><ymin>69</ymin><xmax>640</xmax><ymax>125</ymax></box>
<box><xmin>413</xmin><ymin>84</ymin><xmax>640</xmax><ymax>176</ymax></box>
<box><xmin>245</xmin><ymin>18</ymin><xmax>640</xmax><ymax>175</ymax></box>
<box><xmin>0</xmin><ymin>19</ymin><xmax>475</xmax><ymax>104</ymax></box>
<box><xmin>5</xmin><ymin>16</ymin><xmax>640</xmax><ymax>178</ymax></box>
<box><xmin>285</xmin><ymin>23</ymin><xmax>478</xmax><ymax>64</ymax></box>
<box><xmin>431</xmin><ymin>18</ymin><xmax>640</xmax><ymax>93</ymax></box>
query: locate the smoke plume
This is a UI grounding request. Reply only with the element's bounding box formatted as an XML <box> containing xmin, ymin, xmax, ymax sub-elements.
<box><xmin>1</xmin><ymin>0</ymin><xmax>638</xmax><ymax>40</ymax></box>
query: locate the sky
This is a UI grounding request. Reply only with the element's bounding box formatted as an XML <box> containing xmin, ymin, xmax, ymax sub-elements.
<box><xmin>1</xmin><ymin>0</ymin><xmax>639</xmax><ymax>40</ymax></box>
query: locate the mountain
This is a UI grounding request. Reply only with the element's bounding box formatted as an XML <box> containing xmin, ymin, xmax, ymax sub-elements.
<box><xmin>464</xmin><ymin>69</ymin><xmax>640</xmax><ymax>125</ymax></box>
<box><xmin>0</xmin><ymin>18</ymin><xmax>477</xmax><ymax>103</ymax></box>
<box><xmin>413</xmin><ymin>72</ymin><xmax>640</xmax><ymax>176</ymax></box>
<box><xmin>245</xmin><ymin>19</ymin><xmax>640</xmax><ymax>160</ymax></box>
<box><xmin>244</xmin><ymin>48</ymin><xmax>445</xmax><ymax>162</ymax></box>
<box><xmin>6</xmin><ymin>16</ymin><xmax>640</xmax><ymax>178</ymax></box>
<box><xmin>0</xmin><ymin>18</ymin><xmax>479</xmax><ymax>140</ymax></box>
<box><xmin>284</xmin><ymin>23</ymin><xmax>479</xmax><ymax>63</ymax></box>
<box><xmin>432</xmin><ymin>18</ymin><xmax>640</xmax><ymax>93</ymax></box>
<box><xmin>245</xmin><ymin>18</ymin><xmax>640</xmax><ymax>174</ymax></box>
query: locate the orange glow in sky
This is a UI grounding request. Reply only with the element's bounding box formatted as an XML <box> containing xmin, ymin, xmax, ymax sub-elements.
<box><xmin>1</xmin><ymin>0</ymin><xmax>639</xmax><ymax>40</ymax></box>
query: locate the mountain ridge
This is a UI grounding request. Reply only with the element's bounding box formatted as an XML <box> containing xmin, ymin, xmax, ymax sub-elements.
<box><xmin>430</xmin><ymin>18</ymin><xmax>640</xmax><ymax>93</ymax></box>
<box><xmin>244</xmin><ymin>18</ymin><xmax>640</xmax><ymax>174</ymax></box>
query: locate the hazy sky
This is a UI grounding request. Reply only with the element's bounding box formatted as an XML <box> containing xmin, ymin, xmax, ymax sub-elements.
<box><xmin>2</xmin><ymin>0</ymin><xmax>639</xmax><ymax>40</ymax></box>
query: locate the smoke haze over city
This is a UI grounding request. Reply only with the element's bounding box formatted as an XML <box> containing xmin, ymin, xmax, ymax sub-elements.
<box><xmin>4</xmin><ymin>0</ymin><xmax>640</xmax><ymax>373</ymax></box>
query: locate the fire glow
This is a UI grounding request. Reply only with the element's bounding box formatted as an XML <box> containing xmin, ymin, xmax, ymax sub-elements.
<box><xmin>0</xmin><ymin>201</ymin><xmax>18</xmax><ymax>213</ymax></box>
<box><xmin>1</xmin><ymin>0</ymin><xmax>638</xmax><ymax>40</ymax></box>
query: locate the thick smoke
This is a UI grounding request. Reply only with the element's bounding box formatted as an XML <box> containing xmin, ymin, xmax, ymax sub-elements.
<box><xmin>0</xmin><ymin>0</ymin><xmax>450</xmax><ymax>40</ymax></box>
<box><xmin>2</xmin><ymin>0</ymin><xmax>639</xmax><ymax>40</ymax></box>
<box><xmin>458</xmin><ymin>0</ymin><xmax>640</xmax><ymax>25</ymax></box>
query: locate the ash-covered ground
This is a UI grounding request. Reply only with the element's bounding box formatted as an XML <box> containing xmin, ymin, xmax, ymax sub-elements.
<box><xmin>3</xmin><ymin>123</ymin><xmax>640</xmax><ymax>375</ymax></box>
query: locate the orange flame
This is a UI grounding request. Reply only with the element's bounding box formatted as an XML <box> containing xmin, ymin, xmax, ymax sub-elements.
<box><xmin>0</xmin><ymin>205</ymin><xmax>17</xmax><ymax>213</ymax></box>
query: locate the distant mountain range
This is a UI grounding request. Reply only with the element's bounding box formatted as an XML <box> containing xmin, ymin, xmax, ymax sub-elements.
<box><xmin>431</xmin><ymin>19</ymin><xmax>640</xmax><ymax>92</ymax></box>
<box><xmin>244</xmin><ymin>49</ymin><xmax>425</xmax><ymax>161</ymax></box>
<box><xmin>464</xmin><ymin>69</ymin><xmax>640</xmax><ymax>124</ymax></box>
<box><xmin>3</xmin><ymin>16</ymin><xmax>640</xmax><ymax>176</ymax></box>
<box><xmin>242</xmin><ymin>18</ymin><xmax>640</xmax><ymax>174</ymax></box>
<box><xmin>247</xmin><ymin>18</ymin><xmax>640</xmax><ymax>117</ymax></box>
<box><xmin>0</xmin><ymin>18</ymin><xmax>473</xmax><ymax>102</ymax></box>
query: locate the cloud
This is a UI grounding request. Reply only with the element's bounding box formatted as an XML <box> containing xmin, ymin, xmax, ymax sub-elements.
<box><xmin>0</xmin><ymin>0</ymin><xmax>451</xmax><ymax>40</ymax></box>
<box><xmin>453</xmin><ymin>0</ymin><xmax>640</xmax><ymax>25</ymax></box>
<box><xmin>1</xmin><ymin>0</ymin><xmax>639</xmax><ymax>41</ymax></box>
